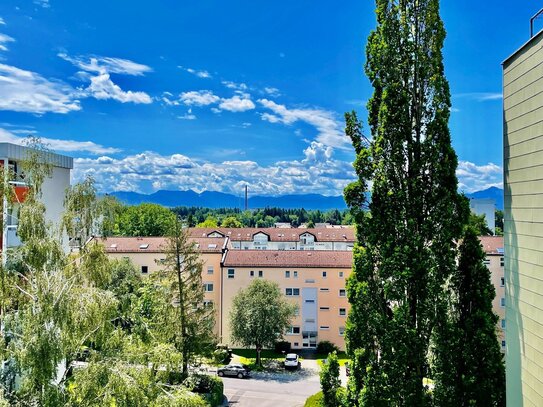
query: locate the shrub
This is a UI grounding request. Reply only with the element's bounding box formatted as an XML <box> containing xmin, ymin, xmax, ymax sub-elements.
<box><xmin>183</xmin><ymin>374</ymin><xmax>224</xmax><ymax>407</ymax></box>
<box><xmin>213</xmin><ymin>348</ymin><xmax>231</xmax><ymax>365</ymax></box>
<box><xmin>274</xmin><ymin>341</ymin><xmax>291</xmax><ymax>354</ymax></box>
<box><xmin>152</xmin><ymin>389</ymin><xmax>207</xmax><ymax>407</ymax></box>
<box><xmin>304</xmin><ymin>391</ymin><xmax>324</xmax><ymax>407</ymax></box>
<box><xmin>317</xmin><ymin>341</ymin><xmax>339</xmax><ymax>355</ymax></box>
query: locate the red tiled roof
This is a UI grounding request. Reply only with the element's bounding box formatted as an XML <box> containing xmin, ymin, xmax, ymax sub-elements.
<box><xmin>93</xmin><ymin>236</ymin><xmax>226</xmax><ymax>253</ymax></box>
<box><xmin>223</xmin><ymin>250</ymin><xmax>353</xmax><ymax>268</ymax></box>
<box><xmin>479</xmin><ymin>236</ymin><xmax>504</xmax><ymax>255</ymax></box>
<box><xmin>188</xmin><ymin>227</ymin><xmax>355</xmax><ymax>242</ymax></box>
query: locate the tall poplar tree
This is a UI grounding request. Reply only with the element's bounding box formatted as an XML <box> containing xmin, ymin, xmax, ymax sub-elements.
<box><xmin>344</xmin><ymin>0</ymin><xmax>468</xmax><ymax>405</ymax></box>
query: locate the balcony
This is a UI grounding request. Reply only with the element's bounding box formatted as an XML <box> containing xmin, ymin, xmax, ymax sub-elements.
<box><xmin>6</xmin><ymin>225</ymin><xmax>21</xmax><ymax>248</ymax></box>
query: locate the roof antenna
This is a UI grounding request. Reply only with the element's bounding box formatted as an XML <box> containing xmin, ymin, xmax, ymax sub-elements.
<box><xmin>530</xmin><ymin>8</ymin><xmax>543</xmax><ymax>37</ymax></box>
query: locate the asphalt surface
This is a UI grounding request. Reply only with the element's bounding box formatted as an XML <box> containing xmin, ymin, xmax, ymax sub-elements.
<box><xmin>222</xmin><ymin>360</ymin><xmax>322</xmax><ymax>407</ymax></box>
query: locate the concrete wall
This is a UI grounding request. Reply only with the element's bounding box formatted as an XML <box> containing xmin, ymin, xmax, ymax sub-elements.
<box><xmin>503</xmin><ymin>30</ymin><xmax>543</xmax><ymax>406</ymax></box>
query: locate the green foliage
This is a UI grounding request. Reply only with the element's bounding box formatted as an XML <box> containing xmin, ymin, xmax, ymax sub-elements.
<box><xmin>304</xmin><ymin>391</ymin><xmax>324</xmax><ymax>407</ymax></box>
<box><xmin>320</xmin><ymin>351</ymin><xmax>342</xmax><ymax>407</ymax></box>
<box><xmin>229</xmin><ymin>280</ymin><xmax>297</xmax><ymax>366</ymax></box>
<box><xmin>221</xmin><ymin>216</ymin><xmax>242</xmax><ymax>228</ymax></box>
<box><xmin>432</xmin><ymin>227</ymin><xmax>505</xmax><ymax>406</ymax></box>
<box><xmin>196</xmin><ymin>216</ymin><xmax>219</xmax><ymax>228</ymax></box>
<box><xmin>117</xmin><ymin>203</ymin><xmax>176</xmax><ymax>236</ymax></box>
<box><xmin>467</xmin><ymin>212</ymin><xmax>493</xmax><ymax>236</ymax></box>
<box><xmin>344</xmin><ymin>1</ymin><xmax>470</xmax><ymax>405</ymax></box>
<box><xmin>183</xmin><ymin>374</ymin><xmax>224</xmax><ymax>406</ymax></box>
<box><xmin>274</xmin><ymin>340</ymin><xmax>291</xmax><ymax>354</ymax></box>
<box><xmin>212</xmin><ymin>348</ymin><xmax>231</xmax><ymax>365</ymax></box>
<box><xmin>495</xmin><ymin>209</ymin><xmax>504</xmax><ymax>236</ymax></box>
<box><xmin>316</xmin><ymin>341</ymin><xmax>339</xmax><ymax>355</ymax></box>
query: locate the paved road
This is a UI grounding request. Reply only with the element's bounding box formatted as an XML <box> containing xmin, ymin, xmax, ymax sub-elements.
<box><xmin>223</xmin><ymin>361</ymin><xmax>321</xmax><ymax>407</ymax></box>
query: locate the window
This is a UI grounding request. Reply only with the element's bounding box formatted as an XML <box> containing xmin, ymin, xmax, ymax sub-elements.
<box><xmin>285</xmin><ymin>270</ymin><xmax>290</xmax><ymax>278</ymax></box>
<box><xmin>139</xmin><ymin>243</ymin><xmax>149</xmax><ymax>249</ymax></box>
<box><xmin>286</xmin><ymin>288</ymin><xmax>300</xmax><ymax>296</ymax></box>
<box><xmin>305</xmin><ymin>279</ymin><xmax>315</xmax><ymax>283</ymax></box>
<box><xmin>203</xmin><ymin>283</ymin><xmax>214</xmax><ymax>292</ymax></box>
<box><xmin>320</xmin><ymin>326</ymin><xmax>330</xmax><ymax>330</ymax></box>
<box><xmin>339</xmin><ymin>289</ymin><xmax>346</xmax><ymax>297</ymax></box>
<box><xmin>501</xmin><ymin>319</ymin><xmax>506</xmax><ymax>329</ymax></box>
<box><xmin>320</xmin><ymin>288</ymin><xmax>329</xmax><ymax>292</ymax></box>
<box><xmin>306</xmin><ymin>318</ymin><xmax>315</xmax><ymax>323</ymax></box>
<box><xmin>141</xmin><ymin>266</ymin><xmax>148</xmax><ymax>274</ymax></box>
<box><xmin>501</xmin><ymin>340</ymin><xmax>506</xmax><ymax>348</ymax></box>
<box><xmin>500</xmin><ymin>257</ymin><xmax>505</xmax><ymax>267</ymax></box>
<box><xmin>483</xmin><ymin>258</ymin><xmax>490</xmax><ymax>266</ymax></box>
<box><xmin>203</xmin><ymin>300</ymin><xmax>213</xmax><ymax>307</ymax></box>
<box><xmin>294</xmin><ymin>342</ymin><xmax>299</xmax><ymax>347</ymax></box>
<box><xmin>339</xmin><ymin>271</ymin><xmax>344</xmax><ymax>278</ymax></box>
<box><xmin>286</xmin><ymin>326</ymin><xmax>301</xmax><ymax>335</ymax></box>
<box><xmin>322</xmin><ymin>271</ymin><xmax>327</xmax><ymax>278</ymax></box>
<box><xmin>320</xmin><ymin>306</ymin><xmax>330</xmax><ymax>311</ymax></box>
<box><xmin>250</xmin><ymin>270</ymin><xmax>254</xmax><ymax>277</ymax></box>
<box><xmin>339</xmin><ymin>326</ymin><xmax>345</xmax><ymax>336</ymax></box>
<box><xmin>305</xmin><ymin>299</ymin><xmax>315</xmax><ymax>303</ymax></box>
<box><xmin>258</xmin><ymin>270</ymin><xmax>263</xmax><ymax>278</ymax></box>
<box><xmin>500</xmin><ymin>277</ymin><xmax>505</xmax><ymax>287</ymax></box>
<box><xmin>207</xmin><ymin>266</ymin><xmax>214</xmax><ymax>275</ymax></box>
<box><xmin>293</xmin><ymin>271</ymin><xmax>298</xmax><ymax>278</ymax></box>
<box><xmin>228</xmin><ymin>269</ymin><xmax>235</xmax><ymax>279</ymax></box>
<box><xmin>339</xmin><ymin>308</ymin><xmax>346</xmax><ymax>316</ymax></box>
<box><xmin>500</xmin><ymin>297</ymin><xmax>505</xmax><ymax>307</ymax></box>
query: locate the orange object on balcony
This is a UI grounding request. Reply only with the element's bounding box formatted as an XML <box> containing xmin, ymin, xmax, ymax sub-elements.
<box><xmin>12</xmin><ymin>186</ymin><xmax>29</xmax><ymax>203</ymax></box>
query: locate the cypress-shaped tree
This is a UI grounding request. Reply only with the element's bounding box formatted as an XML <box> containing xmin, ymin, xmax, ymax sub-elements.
<box><xmin>343</xmin><ymin>0</ymin><xmax>468</xmax><ymax>405</ymax></box>
<box><xmin>433</xmin><ymin>227</ymin><xmax>505</xmax><ymax>406</ymax></box>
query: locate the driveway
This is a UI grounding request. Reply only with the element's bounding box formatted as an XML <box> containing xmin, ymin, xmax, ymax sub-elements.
<box><xmin>223</xmin><ymin>359</ymin><xmax>321</xmax><ymax>407</ymax></box>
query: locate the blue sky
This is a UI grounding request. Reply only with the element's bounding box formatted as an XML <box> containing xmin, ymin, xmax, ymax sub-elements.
<box><xmin>0</xmin><ymin>1</ymin><xmax>536</xmax><ymax>196</ymax></box>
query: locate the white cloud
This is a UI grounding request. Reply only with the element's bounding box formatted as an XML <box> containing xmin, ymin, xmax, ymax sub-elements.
<box><xmin>219</xmin><ymin>94</ymin><xmax>255</xmax><ymax>112</ymax></box>
<box><xmin>179</xmin><ymin>66</ymin><xmax>212</xmax><ymax>79</ymax></box>
<box><xmin>0</xmin><ymin>18</ymin><xmax>5</xmax><ymax>25</ymax></box>
<box><xmin>73</xmin><ymin>146</ymin><xmax>356</xmax><ymax>196</ymax></box>
<box><xmin>86</xmin><ymin>73</ymin><xmax>152</xmax><ymax>104</ymax></box>
<box><xmin>456</xmin><ymin>161</ymin><xmax>503</xmax><ymax>193</ymax></box>
<box><xmin>180</xmin><ymin>90</ymin><xmax>220</xmax><ymax>106</ymax></box>
<box><xmin>0</xmin><ymin>63</ymin><xmax>81</xmax><ymax>114</ymax></box>
<box><xmin>258</xmin><ymin>99</ymin><xmax>348</xmax><ymax>149</ymax></box>
<box><xmin>34</xmin><ymin>0</ymin><xmax>50</xmax><ymax>8</ymax></box>
<box><xmin>59</xmin><ymin>53</ymin><xmax>152</xmax><ymax>76</ymax></box>
<box><xmin>0</xmin><ymin>127</ymin><xmax>121</xmax><ymax>154</ymax></box>
<box><xmin>454</xmin><ymin>92</ymin><xmax>502</xmax><ymax>102</ymax></box>
<box><xmin>178</xmin><ymin>108</ymin><xmax>196</xmax><ymax>120</ymax></box>
<box><xmin>59</xmin><ymin>53</ymin><xmax>152</xmax><ymax>104</ymax></box>
<box><xmin>0</xmin><ymin>33</ymin><xmax>15</xmax><ymax>52</ymax></box>
<box><xmin>264</xmin><ymin>87</ymin><xmax>280</xmax><ymax>96</ymax></box>
<box><xmin>222</xmin><ymin>80</ymin><xmax>248</xmax><ymax>91</ymax></box>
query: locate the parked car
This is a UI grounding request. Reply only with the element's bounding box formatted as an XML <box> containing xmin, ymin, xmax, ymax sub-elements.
<box><xmin>284</xmin><ymin>353</ymin><xmax>300</xmax><ymax>370</ymax></box>
<box><xmin>217</xmin><ymin>364</ymin><xmax>250</xmax><ymax>379</ymax></box>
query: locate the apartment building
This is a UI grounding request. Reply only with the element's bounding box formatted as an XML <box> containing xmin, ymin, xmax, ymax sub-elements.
<box><xmin>503</xmin><ymin>26</ymin><xmax>543</xmax><ymax>406</ymax></box>
<box><xmin>190</xmin><ymin>227</ymin><xmax>355</xmax><ymax>251</ymax></box>
<box><xmin>480</xmin><ymin>236</ymin><xmax>506</xmax><ymax>351</ymax></box>
<box><xmin>221</xmin><ymin>250</ymin><xmax>352</xmax><ymax>350</ymax></box>
<box><xmin>0</xmin><ymin>143</ymin><xmax>73</xmax><ymax>259</ymax></box>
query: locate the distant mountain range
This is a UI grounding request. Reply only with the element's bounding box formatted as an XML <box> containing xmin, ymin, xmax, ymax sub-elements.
<box><xmin>105</xmin><ymin>186</ymin><xmax>504</xmax><ymax>211</ymax></box>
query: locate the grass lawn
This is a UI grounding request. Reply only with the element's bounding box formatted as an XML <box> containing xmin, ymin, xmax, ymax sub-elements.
<box><xmin>231</xmin><ymin>349</ymin><xmax>287</xmax><ymax>371</ymax></box>
<box><xmin>316</xmin><ymin>352</ymin><xmax>349</xmax><ymax>367</ymax></box>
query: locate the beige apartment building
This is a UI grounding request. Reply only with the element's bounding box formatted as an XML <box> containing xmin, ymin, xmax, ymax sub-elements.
<box><xmin>503</xmin><ymin>28</ymin><xmax>543</xmax><ymax>406</ymax></box>
<box><xmin>480</xmin><ymin>236</ymin><xmax>506</xmax><ymax>351</ymax></box>
<box><xmin>221</xmin><ymin>250</ymin><xmax>352</xmax><ymax>350</ymax></box>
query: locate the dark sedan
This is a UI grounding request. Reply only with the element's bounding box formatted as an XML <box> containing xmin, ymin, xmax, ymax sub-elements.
<box><xmin>217</xmin><ymin>363</ymin><xmax>251</xmax><ymax>379</ymax></box>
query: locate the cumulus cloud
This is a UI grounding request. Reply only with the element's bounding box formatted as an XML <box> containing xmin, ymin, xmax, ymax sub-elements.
<box><xmin>264</xmin><ymin>87</ymin><xmax>280</xmax><ymax>96</ymax></box>
<box><xmin>218</xmin><ymin>94</ymin><xmax>255</xmax><ymax>112</ymax></box>
<box><xmin>59</xmin><ymin>53</ymin><xmax>152</xmax><ymax>104</ymax></box>
<box><xmin>34</xmin><ymin>0</ymin><xmax>50</xmax><ymax>8</ymax></box>
<box><xmin>179</xmin><ymin>66</ymin><xmax>212</xmax><ymax>79</ymax></box>
<box><xmin>180</xmin><ymin>90</ymin><xmax>220</xmax><ymax>106</ymax></box>
<box><xmin>258</xmin><ymin>99</ymin><xmax>348</xmax><ymax>149</ymax></box>
<box><xmin>0</xmin><ymin>33</ymin><xmax>14</xmax><ymax>52</ymax></box>
<box><xmin>0</xmin><ymin>63</ymin><xmax>81</xmax><ymax>114</ymax></box>
<box><xmin>86</xmin><ymin>73</ymin><xmax>152</xmax><ymax>104</ymax></box>
<box><xmin>72</xmin><ymin>146</ymin><xmax>356</xmax><ymax>196</ymax></box>
<box><xmin>0</xmin><ymin>127</ymin><xmax>121</xmax><ymax>154</ymax></box>
<box><xmin>456</xmin><ymin>161</ymin><xmax>503</xmax><ymax>193</ymax></box>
